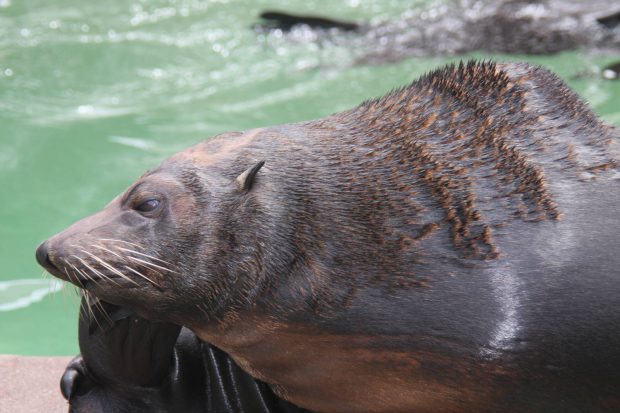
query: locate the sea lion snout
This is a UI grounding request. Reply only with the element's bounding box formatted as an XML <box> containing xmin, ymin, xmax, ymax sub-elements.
<box><xmin>36</xmin><ymin>149</ymin><xmax>273</xmax><ymax>323</ymax></box>
<box><xmin>36</xmin><ymin>208</ymin><xmax>118</xmax><ymax>284</ymax></box>
<box><xmin>36</xmin><ymin>195</ymin><xmax>175</xmax><ymax>294</ymax></box>
<box><xmin>35</xmin><ymin>240</ymin><xmax>57</xmax><ymax>273</ymax></box>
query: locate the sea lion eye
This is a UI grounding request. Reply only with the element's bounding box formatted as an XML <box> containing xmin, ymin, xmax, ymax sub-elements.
<box><xmin>134</xmin><ymin>198</ymin><xmax>160</xmax><ymax>213</ymax></box>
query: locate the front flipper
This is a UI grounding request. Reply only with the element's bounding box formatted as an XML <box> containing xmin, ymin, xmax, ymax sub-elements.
<box><xmin>60</xmin><ymin>356</ymin><xmax>93</xmax><ymax>402</ymax></box>
<box><xmin>61</xmin><ymin>297</ymin><xmax>193</xmax><ymax>412</ymax></box>
<box><xmin>61</xmin><ymin>297</ymin><xmax>309</xmax><ymax>412</ymax></box>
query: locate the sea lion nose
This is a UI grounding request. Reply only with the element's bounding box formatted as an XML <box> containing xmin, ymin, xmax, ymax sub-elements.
<box><xmin>36</xmin><ymin>240</ymin><xmax>57</xmax><ymax>271</ymax></box>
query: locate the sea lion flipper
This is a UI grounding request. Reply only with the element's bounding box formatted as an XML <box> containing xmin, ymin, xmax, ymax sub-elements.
<box><xmin>77</xmin><ymin>297</ymin><xmax>182</xmax><ymax>387</ymax></box>
<box><xmin>63</xmin><ymin>298</ymin><xmax>186</xmax><ymax>411</ymax></box>
<box><xmin>64</xmin><ymin>298</ymin><xmax>306</xmax><ymax>412</ymax></box>
<box><xmin>60</xmin><ymin>367</ymin><xmax>77</xmax><ymax>400</ymax></box>
<box><xmin>258</xmin><ymin>11</ymin><xmax>359</xmax><ymax>32</ymax></box>
<box><xmin>60</xmin><ymin>356</ymin><xmax>92</xmax><ymax>401</ymax></box>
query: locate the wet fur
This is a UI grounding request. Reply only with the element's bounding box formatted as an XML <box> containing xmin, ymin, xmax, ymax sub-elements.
<box><xmin>42</xmin><ymin>61</ymin><xmax>619</xmax><ymax>412</ymax></box>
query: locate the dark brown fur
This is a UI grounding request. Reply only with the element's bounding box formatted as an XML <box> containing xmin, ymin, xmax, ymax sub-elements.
<box><xmin>39</xmin><ymin>61</ymin><xmax>620</xmax><ymax>412</ymax></box>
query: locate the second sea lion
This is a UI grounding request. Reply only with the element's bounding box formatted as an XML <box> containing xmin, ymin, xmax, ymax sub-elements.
<box><xmin>255</xmin><ymin>1</ymin><xmax>620</xmax><ymax>63</ymax></box>
<box><xmin>61</xmin><ymin>297</ymin><xmax>305</xmax><ymax>412</ymax></box>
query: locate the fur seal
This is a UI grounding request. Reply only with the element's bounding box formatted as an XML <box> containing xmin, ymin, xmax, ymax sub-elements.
<box><xmin>255</xmin><ymin>1</ymin><xmax>620</xmax><ymax>63</ymax></box>
<box><xmin>37</xmin><ymin>61</ymin><xmax>619</xmax><ymax>412</ymax></box>
<box><xmin>60</xmin><ymin>297</ymin><xmax>305</xmax><ymax>412</ymax></box>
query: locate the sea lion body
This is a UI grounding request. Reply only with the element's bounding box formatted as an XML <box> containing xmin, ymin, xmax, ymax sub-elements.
<box><xmin>256</xmin><ymin>0</ymin><xmax>620</xmax><ymax>63</ymax></box>
<box><xmin>38</xmin><ymin>61</ymin><xmax>619</xmax><ymax>412</ymax></box>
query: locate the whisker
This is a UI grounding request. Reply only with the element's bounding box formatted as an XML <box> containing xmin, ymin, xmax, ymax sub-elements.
<box><xmin>46</xmin><ymin>272</ymin><xmax>56</xmax><ymax>297</ymax></box>
<box><xmin>79</xmin><ymin>250</ymin><xmax>138</xmax><ymax>286</ymax></box>
<box><xmin>64</xmin><ymin>262</ymin><xmax>85</xmax><ymax>287</ymax></box>
<box><xmin>70</xmin><ymin>246</ymin><xmax>122</xmax><ymax>285</ymax></box>
<box><xmin>123</xmin><ymin>265</ymin><xmax>160</xmax><ymax>287</ymax></box>
<box><xmin>82</xmin><ymin>292</ymin><xmax>104</xmax><ymax>331</ymax></box>
<box><xmin>90</xmin><ymin>292</ymin><xmax>112</xmax><ymax>325</ymax></box>
<box><xmin>99</xmin><ymin>238</ymin><xmax>145</xmax><ymax>250</ymax></box>
<box><xmin>61</xmin><ymin>264</ymin><xmax>78</xmax><ymax>285</ymax></box>
<box><xmin>80</xmin><ymin>291</ymin><xmax>91</xmax><ymax>322</ymax></box>
<box><xmin>72</xmin><ymin>255</ymin><xmax>113</xmax><ymax>284</ymax></box>
<box><xmin>69</xmin><ymin>285</ymin><xmax>80</xmax><ymax>298</ymax></box>
<box><xmin>126</xmin><ymin>255</ymin><xmax>176</xmax><ymax>273</ymax></box>
<box><xmin>115</xmin><ymin>247</ymin><xmax>173</xmax><ymax>267</ymax></box>
<box><xmin>72</xmin><ymin>262</ymin><xmax>119</xmax><ymax>288</ymax></box>
<box><xmin>91</xmin><ymin>244</ymin><xmax>125</xmax><ymax>260</ymax></box>
<box><xmin>71</xmin><ymin>256</ymin><xmax>101</xmax><ymax>280</ymax></box>
<box><xmin>57</xmin><ymin>276</ymin><xmax>69</xmax><ymax>299</ymax></box>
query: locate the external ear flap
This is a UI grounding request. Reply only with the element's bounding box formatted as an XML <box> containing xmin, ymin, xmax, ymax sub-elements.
<box><xmin>236</xmin><ymin>161</ymin><xmax>265</xmax><ymax>191</ymax></box>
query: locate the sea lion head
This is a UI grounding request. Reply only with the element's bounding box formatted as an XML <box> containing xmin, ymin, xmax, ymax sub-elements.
<box><xmin>35</xmin><ymin>132</ymin><xmax>268</xmax><ymax>325</ymax></box>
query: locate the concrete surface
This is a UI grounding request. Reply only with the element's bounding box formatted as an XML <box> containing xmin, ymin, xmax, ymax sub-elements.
<box><xmin>0</xmin><ymin>355</ymin><xmax>72</xmax><ymax>413</ymax></box>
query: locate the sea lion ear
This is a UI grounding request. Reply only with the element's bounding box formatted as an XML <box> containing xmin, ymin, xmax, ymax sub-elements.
<box><xmin>236</xmin><ymin>161</ymin><xmax>265</xmax><ymax>191</ymax></box>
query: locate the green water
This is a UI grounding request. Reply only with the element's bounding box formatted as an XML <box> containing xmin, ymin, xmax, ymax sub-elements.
<box><xmin>0</xmin><ymin>0</ymin><xmax>618</xmax><ymax>356</ymax></box>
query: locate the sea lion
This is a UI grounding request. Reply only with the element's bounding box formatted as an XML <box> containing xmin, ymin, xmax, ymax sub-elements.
<box><xmin>60</xmin><ymin>297</ymin><xmax>305</xmax><ymax>412</ymax></box>
<box><xmin>255</xmin><ymin>0</ymin><xmax>620</xmax><ymax>64</ymax></box>
<box><xmin>37</xmin><ymin>61</ymin><xmax>619</xmax><ymax>412</ymax></box>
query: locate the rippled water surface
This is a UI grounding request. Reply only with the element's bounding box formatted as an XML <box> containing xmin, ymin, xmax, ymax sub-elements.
<box><xmin>1</xmin><ymin>0</ymin><xmax>618</xmax><ymax>355</ymax></box>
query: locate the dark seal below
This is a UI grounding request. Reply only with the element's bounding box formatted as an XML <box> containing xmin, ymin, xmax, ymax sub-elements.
<box><xmin>38</xmin><ymin>61</ymin><xmax>619</xmax><ymax>412</ymax></box>
<box><xmin>60</xmin><ymin>297</ymin><xmax>305</xmax><ymax>413</ymax></box>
